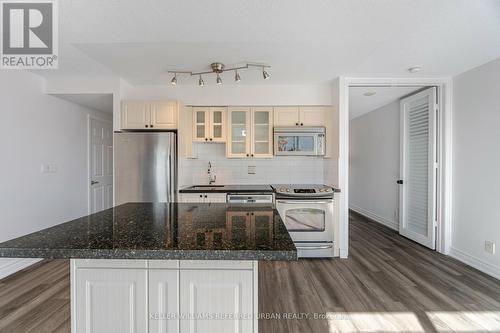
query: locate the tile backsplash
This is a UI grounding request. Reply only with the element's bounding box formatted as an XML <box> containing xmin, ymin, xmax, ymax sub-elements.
<box><xmin>178</xmin><ymin>143</ymin><xmax>325</xmax><ymax>187</ymax></box>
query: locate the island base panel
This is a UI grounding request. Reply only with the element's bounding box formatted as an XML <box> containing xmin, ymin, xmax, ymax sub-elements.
<box><xmin>70</xmin><ymin>259</ymin><xmax>258</xmax><ymax>333</ymax></box>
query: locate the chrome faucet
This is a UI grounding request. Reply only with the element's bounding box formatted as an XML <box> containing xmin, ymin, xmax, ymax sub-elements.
<box><xmin>208</xmin><ymin>162</ymin><xmax>216</xmax><ymax>185</ymax></box>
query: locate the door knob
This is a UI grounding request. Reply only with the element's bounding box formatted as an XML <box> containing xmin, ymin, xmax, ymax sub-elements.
<box><xmin>91</xmin><ymin>180</ymin><xmax>99</xmax><ymax>185</ymax></box>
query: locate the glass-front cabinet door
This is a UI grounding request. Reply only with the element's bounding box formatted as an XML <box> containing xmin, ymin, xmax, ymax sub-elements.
<box><xmin>227</xmin><ymin>107</ymin><xmax>251</xmax><ymax>157</ymax></box>
<box><xmin>193</xmin><ymin>107</ymin><xmax>209</xmax><ymax>142</ymax></box>
<box><xmin>251</xmin><ymin>107</ymin><xmax>273</xmax><ymax>158</ymax></box>
<box><xmin>209</xmin><ymin>107</ymin><xmax>226</xmax><ymax>142</ymax></box>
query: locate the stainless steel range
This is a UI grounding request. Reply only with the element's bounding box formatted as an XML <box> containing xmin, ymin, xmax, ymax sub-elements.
<box><xmin>273</xmin><ymin>184</ymin><xmax>335</xmax><ymax>258</ymax></box>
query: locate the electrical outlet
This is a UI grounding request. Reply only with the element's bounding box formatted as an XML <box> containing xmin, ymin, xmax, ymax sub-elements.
<box><xmin>41</xmin><ymin>164</ymin><xmax>50</xmax><ymax>173</ymax></box>
<box><xmin>485</xmin><ymin>241</ymin><xmax>496</xmax><ymax>255</ymax></box>
<box><xmin>248</xmin><ymin>166</ymin><xmax>256</xmax><ymax>175</ymax></box>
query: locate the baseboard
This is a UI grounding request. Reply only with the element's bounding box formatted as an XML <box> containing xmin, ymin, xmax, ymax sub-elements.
<box><xmin>349</xmin><ymin>204</ymin><xmax>399</xmax><ymax>231</ymax></box>
<box><xmin>0</xmin><ymin>258</ymin><xmax>42</xmax><ymax>280</ymax></box>
<box><xmin>449</xmin><ymin>247</ymin><xmax>500</xmax><ymax>280</ymax></box>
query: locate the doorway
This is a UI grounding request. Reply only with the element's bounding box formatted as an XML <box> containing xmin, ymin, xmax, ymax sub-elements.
<box><xmin>88</xmin><ymin>115</ymin><xmax>113</xmax><ymax>213</ymax></box>
<box><xmin>348</xmin><ymin>85</ymin><xmax>443</xmax><ymax>250</ymax></box>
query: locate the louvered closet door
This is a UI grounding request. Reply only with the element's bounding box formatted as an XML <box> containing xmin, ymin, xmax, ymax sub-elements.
<box><xmin>399</xmin><ymin>87</ymin><xmax>437</xmax><ymax>249</ymax></box>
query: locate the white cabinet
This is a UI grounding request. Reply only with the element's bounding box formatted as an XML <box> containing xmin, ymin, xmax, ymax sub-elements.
<box><xmin>193</xmin><ymin>107</ymin><xmax>227</xmax><ymax>143</ymax></box>
<box><xmin>273</xmin><ymin>107</ymin><xmax>299</xmax><ymax>126</ymax></box>
<box><xmin>122</xmin><ymin>101</ymin><xmax>178</xmax><ymax>130</ymax></box>
<box><xmin>180</xmin><ymin>269</ymin><xmax>254</xmax><ymax>333</ymax></box>
<box><xmin>74</xmin><ymin>268</ymin><xmax>148</xmax><ymax>333</ymax></box>
<box><xmin>299</xmin><ymin>106</ymin><xmax>326</xmax><ymax>126</ymax></box>
<box><xmin>149</xmin><ymin>270</ymin><xmax>179</xmax><ymax>333</ymax></box>
<box><xmin>72</xmin><ymin>259</ymin><xmax>257</xmax><ymax>333</ymax></box>
<box><xmin>227</xmin><ymin>107</ymin><xmax>273</xmax><ymax>158</ymax></box>
<box><xmin>273</xmin><ymin>106</ymin><xmax>326</xmax><ymax>127</ymax></box>
<box><xmin>178</xmin><ymin>193</ymin><xmax>227</xmax><ymax>203</ymax></box>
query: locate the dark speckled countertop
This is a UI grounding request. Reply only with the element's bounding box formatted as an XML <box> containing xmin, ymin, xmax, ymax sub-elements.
<box><xmin>0</xmin><ymin>203</ymin><xmax>297</xmax><ymax>261</ymax></box>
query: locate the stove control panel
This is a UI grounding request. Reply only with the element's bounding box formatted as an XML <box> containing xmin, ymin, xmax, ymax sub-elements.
<box><xmin>274</xmin><ymin>185</ymin><xmax>334</xmax><ymax>196</ymax></box>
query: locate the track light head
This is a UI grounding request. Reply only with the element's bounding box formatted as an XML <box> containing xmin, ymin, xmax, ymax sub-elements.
<box><xmin>262</xmin><ymin>68</ymin><xmax>270</xmax><ymax>80</ymax></box>
<box><xmin>198</xmin><ymin>75</ymin><xmax>204</xmax><ymax>86</ymax></box>
<box><xmin>170</xmin><ymin>74</ymin><xmax>177</xmax><ymax>85</ymax></box>
<box><xmin>216</xmin><ymin>73</ymin><xmax>222</xmax><ymax>85</ymax></box>
<box><xmin>235</xmin><ymin>70</ymin><xmax>241</xmax><ymax>82</ymax></box>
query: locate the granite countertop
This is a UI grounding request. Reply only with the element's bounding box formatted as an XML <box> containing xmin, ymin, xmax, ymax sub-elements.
<box><xmin>179</xmin><ymin>184</ymin><xmax>273</xmax><ymax>193</ymax></box>
<box><xmin>0</xmin><ymin>203</ymin><xmax>297</xmax><ymax>261</ymax></box>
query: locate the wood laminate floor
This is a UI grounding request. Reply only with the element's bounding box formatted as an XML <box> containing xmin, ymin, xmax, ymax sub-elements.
<box><xmin>1</xmin><ymin>212</ymin><xmax>499</xmax><ymax>332</ymax></box>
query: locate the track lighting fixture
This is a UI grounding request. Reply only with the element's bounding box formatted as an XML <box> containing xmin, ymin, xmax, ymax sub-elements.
<box><xmin>168</xmin><ymin>62</ymin><xmax>270</xmax><ymax>86</ymax></box>
<box><xmin>262</xmin><ymin>67</ymin><xmax>270</xmax><ymax>80</ymax></box>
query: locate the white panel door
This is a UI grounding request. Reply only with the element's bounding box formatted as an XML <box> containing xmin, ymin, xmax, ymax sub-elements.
<box><xmin>149</xmin><ymin>270</ymin><xmax>179</xmax><ymax>333</ymax></box>
<box><xmin>151</xmin><ymin>101</ymin><xmax>177</xmax><ymax>129</ymax></box>
<box><xmin>75</xmin><ymin>268</ymin><xmax>148</xmax><ymax>333</ymax></box>
<box><xmin>180</xmin><ymin>270</ymin><xmax>254</xmax><ymax>333</ymax></box>
<box><xmin>399</xmin><ymin>87</ymin><xmax>438</xmax><ymax>249</ymax></box>
<box><xmin>89</xmin><ymin>118</ymin><xmax>113</xmax><ymax>213</ymax></box>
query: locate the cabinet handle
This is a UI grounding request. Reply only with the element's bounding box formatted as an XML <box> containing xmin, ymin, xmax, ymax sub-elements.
<box><xmin>300</xmin><ymin>123</ymin><xmax>304</xmax><ymax>126</ymax></box>
<box><xmin>251</xmin><ymin>154</ymin><xmax>254</xmax><ymax>157</ymax></box>
<box><xmin>199</xmin><ymin>195</ymin><xmax>203</xmax><ymax>198</ymax></box>
<box><xmin>246</xmin><ymin>154</ymin><xmax>249</xmax><ymax>157</ymax></box>
<box><xmin>209</xmin><ymin>138</ymin><xmax>213</xmax><ymax>141</ymax></box>
<box><xmin>150</xmin><ymin>124</ymin><xmax>154</xmax><ymax>128</ymax></box>
<box><xmin>204</xmin><ymin>195</ymin><xmax>208</xmax><ymax>198</ymax></box>
<box><xmin>145</xmin><ymin>125</ymin><xmax>149</xmax><ymax>128</ymax></box>
<box><xmin>205</xmin><ymin>138</ymin><xmax>208</xmax><ymax>141</ymax></box>
<box><xmin>295</xmin><ymin>122</ymin><xmax>299</xmax><ymax>126</ymax></box>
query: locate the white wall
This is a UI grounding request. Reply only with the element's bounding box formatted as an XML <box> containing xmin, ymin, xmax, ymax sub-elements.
<box><xmin>0</xmin><ymin>71</ymin><xmax>111</xmax><ymax>279</ymax></box>
<box><xmin>451</xmin><ymin>58</ymin><xmax>500</xmax><ymax>279</ymax></box>
<box><xmin>349</xmin><ymin>101</ymin><xmax>400</xmax><ymax>230</ymax></box>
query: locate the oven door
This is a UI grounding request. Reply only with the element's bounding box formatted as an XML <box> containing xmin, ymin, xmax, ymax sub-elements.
<box><xmin>275</xmin><ymin>199</ymin><xmax>333</xmax><ymax>242</ymax></box>
<box><xmin>274</xmin><ymin>132</ymin><xmax>324</xmax><ymax>156</ymax></box>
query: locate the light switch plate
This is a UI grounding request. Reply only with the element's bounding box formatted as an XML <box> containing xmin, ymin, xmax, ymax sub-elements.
<box><xmin>485</xmin><ymin>241</ymin><xmax>496</xmax><ymax>254</ymax></box>
<box><xmin>248</xmin><ymin>166</ymin><xmax>256</xmax><ymax>174</ymax></box>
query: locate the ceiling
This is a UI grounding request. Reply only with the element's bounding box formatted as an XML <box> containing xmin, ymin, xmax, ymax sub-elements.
<box><xmin>349</xmin><ymin>87</ymin><xmax>422</xmax><ymax>119</ymax></box>
<box><xmin>51</xmin><ymin>94</ymin><xmax>113</xmax><ymax>113</ymax></box>
<box><xmin>34</xmin><ymin>0</ymin><xmax>500</xmax><ymax>85</ymax></box>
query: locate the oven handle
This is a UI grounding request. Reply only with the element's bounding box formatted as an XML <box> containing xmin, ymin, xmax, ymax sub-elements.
<box><xmin>296</xmin><ymin>245</ymin><xmax>333</xmax><ymax>250</ymax></box>
<box><xmin>276</xmin><ymin>200</ymin><xmax>332</xmax><ymax>204</ymax></box>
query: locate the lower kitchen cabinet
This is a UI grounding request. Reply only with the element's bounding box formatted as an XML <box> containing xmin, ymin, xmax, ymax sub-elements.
<box><xmin>180</xmin><ymin>269</ymin><xmax>254</xmax><ymax>333</ymax></box>
<box><xmin>149</xmin><ymin>270</ymin><xmax>179</xmax><ymax>333</ymax></box>
<box><xmin>178</xmin><ymin>193</ymin><xmax>227</xmax><ymax>203</ymax></box>
<box><xmin>73</xmin><ymin>268</ymin><xmax>149</xmax><ymax>333</ymax></box>
<box><xmin>72</xmin><ymin>259</ymin><xmax>257</xmax><ymax>333</ymax></box>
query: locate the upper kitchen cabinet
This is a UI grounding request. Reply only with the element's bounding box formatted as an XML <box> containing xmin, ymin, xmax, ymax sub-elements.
<box><xmin>193</xmin><ymin>107</ymin><xmax>227</xmax><ymax>142</ymax></box>
<box><xmin>227</xmin><ymin>107</ymin><xmax>273</xmax><ymax>158</ymax></box>
<box><xmin>273</xmin><ymin>106</ymin><xmax>326</xmax><ymax>127</ymax></box>
<box><xmin>273</xmin><ymin>107</ymin><xmax>299</xmax><ymax>126</ymax></box>
<box><xmin>121</xmin><ymin>101</ymin><xmax>178</xmax><ymax>130</ymax></box>
<box><xmin>299</xmin><ymin>106</ymin><xmax>326</xmax><ymax>126</ymax></box>
<box><xmin>251</xmin><ymin>107</ymin><xmax>273</xmax><ymax>157</ymax></box>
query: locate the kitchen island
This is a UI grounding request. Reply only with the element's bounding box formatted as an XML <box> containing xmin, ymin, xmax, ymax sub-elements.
<box><xmin>0</xmin><ymin>202</ymin><xmax>297</xmax><ymax>333</ymax></box>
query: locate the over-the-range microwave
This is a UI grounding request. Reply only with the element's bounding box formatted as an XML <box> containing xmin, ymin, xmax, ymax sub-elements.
<box><xmin>273</xmin><ymin>126</ymin><xmax>326</xmax><ymax>156</ymax></box>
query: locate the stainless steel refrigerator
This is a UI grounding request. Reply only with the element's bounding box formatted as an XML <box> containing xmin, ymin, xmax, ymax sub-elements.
<box><xmin>114</xmin><ymin>132</ymin><xmax>177</xmax><ymax>205</ymax></box>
